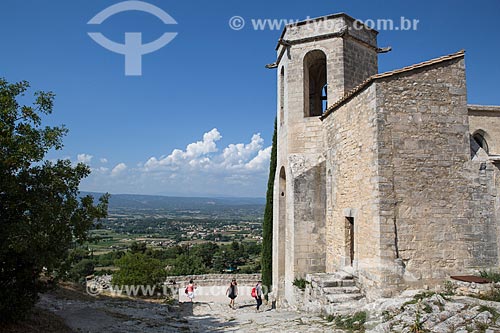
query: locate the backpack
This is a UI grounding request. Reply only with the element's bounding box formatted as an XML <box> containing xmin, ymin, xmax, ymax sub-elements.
<box><xmin>251</xmin><ymin>287</ymin><xmax>257</xmax><ymax>298</ymax></box>
<box><xmin>185</xmin><ymin>287</ymin><xmax>189</xmax><ymax>294</ymax></box>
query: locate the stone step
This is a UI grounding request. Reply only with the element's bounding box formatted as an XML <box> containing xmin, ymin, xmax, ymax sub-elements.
<box><xmin>325</xmin><ymin>293</ymin><xmax>364</xmax><ymax>303</ymax></box>
<box><xmin>322</xmin><ymin>286</ymin><xmax>360</xmax><ymax>294</ymax></box>
<box><xmin>319</xmin><ymin>279</ymin><xmax>356</xmax><ymax>288</ymax></box>
<box><xmin>324</xmin><ymin>299</ymin><xmax>368</xmax><ymax>315</ymax></box>
<box><xmin>333</xmin><ymin>272</ymin><xmax>354</xmax><ymax>280</ymax></box>
<box><xmin>306</xmin><ymin>273</ymin><xmax>328</xmax><ymax>283</ymax></box>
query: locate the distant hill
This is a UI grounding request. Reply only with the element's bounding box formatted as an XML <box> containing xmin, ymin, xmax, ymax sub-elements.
<box><xmin>80</xmin><ymin>192</ymin><xmax>265</xmax><ymax>210</ymax></box>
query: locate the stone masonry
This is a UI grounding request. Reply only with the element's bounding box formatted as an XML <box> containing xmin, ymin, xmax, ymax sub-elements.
<box><xmin>270</xmin><ymin>13</ymin><xmax>500</xmax><ymax>308</ymax></box>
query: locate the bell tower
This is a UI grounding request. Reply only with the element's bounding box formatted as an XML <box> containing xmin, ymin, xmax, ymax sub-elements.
<box><xmin>270</xmin><ymin>13</ymin><xmax>379</xmax><ymax>306</ymax></box>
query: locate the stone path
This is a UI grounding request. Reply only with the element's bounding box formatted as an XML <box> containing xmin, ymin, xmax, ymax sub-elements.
<box><xmin>37</xmin><ymin>285</ymin><xmax>500</xmax><ymax>332</ymax></box>
<box><xmin>37</xmin><ymin>286</ymin><xmax>338</xmax><ymax>332</ymax></box>
<box><xmin>181</xmin><ymin>300</ymin><xmax>338</xmax><ymax>332</ymax></box>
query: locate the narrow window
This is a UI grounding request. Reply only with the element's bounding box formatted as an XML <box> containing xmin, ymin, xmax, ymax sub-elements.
<box><xmin>279</xmin><ymin>66</ymin><xmax>285</xmax><ymax>126</ymax></box>
<box><xmin>304</xmin><ymin>50</ymin><xmax>327</xmax><ymax>117</ymax></box>
<box><xmin>346</xmin><ymin>217</ymin><xmax>354</xmax><ymax>266</ymax></box>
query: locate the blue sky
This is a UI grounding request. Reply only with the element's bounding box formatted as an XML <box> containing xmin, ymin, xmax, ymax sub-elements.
<box><xmin>1</xmin><ymin>0</ymin><xmax>499</xmax><ymax>197</ymax></box>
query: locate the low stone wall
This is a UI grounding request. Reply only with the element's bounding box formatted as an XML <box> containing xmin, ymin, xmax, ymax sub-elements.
<box><xmin>86</xmin><ymin>273</ymin><xmax>262</xmax><ymax>303</ymax></box>
<box><xmin>446</xmin><ymin>279</ymin><xmax>499</xmax><ymax>298</ymax></box>
<box><xmin>166</xmin><ymin>274</ymin><xmax>262</xmax><ymax>303</ymax></box>
<box><xmin>164</xmin><ymin>274</ymin><xmax>261</xmax><ymax>287</ymax></box>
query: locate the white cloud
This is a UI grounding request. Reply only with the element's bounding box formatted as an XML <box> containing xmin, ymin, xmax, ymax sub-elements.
<box><xmin>100</xmin><ymin>158</ymin><xmax>108</xmax><ymax>164</ymax></box>
<box><xmin>245</xmin><ymin>146</ymin><xmax>272</xmax><ymax>171</ymax></box>
<box><xmin>77</xmin><ymin>153</ymin><xmax>93</xmax><ymax>164</ymax></box>
<box><xmin>221</xmin><ymin>133</ymin><xmax>264</xmax><ymax>168</ymax></box>
<box><xmin>143</xmin><ymin>128</ymin><xmax>270</xmax><ymax>175</ymax></box>
<box><xmin>111</xmin><ymin>163</ymin><xmax>127</xmax><ymax>177</ymax></box>
<box><xmin>78</xmin><ymin>129</ymin><xmax>272</xmax><ymax>197</ymax></box>
<box><xmin>144</xmin><ymin>128</ymin><xmax>222</xmax><ymax>171</ymax></box>
<box><xmin>185</xmin><ymin>128</ymin><xmax>222</xmax><ymax>157</ymax></box>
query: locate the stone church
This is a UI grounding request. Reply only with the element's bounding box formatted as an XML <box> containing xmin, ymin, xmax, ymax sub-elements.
<box><xmin>270</xmin><ymin>13</ymin><xmax>500</xmax><ymax>306</ymax></box>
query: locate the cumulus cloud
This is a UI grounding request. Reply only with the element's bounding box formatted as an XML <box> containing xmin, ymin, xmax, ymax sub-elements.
<box><xmin>111</xmin><ymin>163</ymin><xmax>127</xmax><ymax>177</ymax></box>
<box><xmin>77</xmin><ymin>153</ymin><xmax>93</xmax><ymax>164</ymax></box>
<box><xmin>100</xmin><ymin>158</ymin><xmax>108</xmax><ymax>164</ymax></box>
<box><xmin>143</xmin><ymin>128</ymin><xmax>270</xmax><ymax>175</ymax></box>
<box><xmin>78</xmin><ymin>128</ymin><xmax>272</xmax><ymax>197</ymax></box>
<box><xmin>144</xmin><ymin>128</ymin><xmax>222</xmax><ymax>171</ymax></box>
<box><xmin>221</xmin><ymin>133</ymin><xmax>264</xmax><ymax>168</ymax></box>
<box><xmin>245</xmin><ymin>146</ymin><xmax>272</xmax><ymax>171</ymax></box>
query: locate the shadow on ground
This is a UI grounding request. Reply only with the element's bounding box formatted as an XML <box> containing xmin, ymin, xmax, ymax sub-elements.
<box><xmin>34</xmin><ymin>284</ymin><xmax>240</xmax><ymax>333</ymax></box>
<box><xmin>179</xmin><ymin>302</ymin><xmax>239</xmax><ymax>332</ymax></box>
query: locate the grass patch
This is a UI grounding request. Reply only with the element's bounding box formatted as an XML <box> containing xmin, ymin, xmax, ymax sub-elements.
<box><xmin>326</xmin><ymin>311</ymin><xmax>367</xmax><ymax>332</ymax></box>
<box><xmin>475</xmin><ymin>288</ymin><xmax>500</xmax><ymax>302</ymax></box>
<box><xmin>401</xmin><ymin>292</ymin><xmax>435</xmax><ymax>310</ymax></box>
<box><xmin>292</xmin><ymin>278</ymin><xmax>309</xmax><ymax>291</ymax></box>
<box><xmin>475</xmin><ymin>321</ymin><xmax>489</xmax><ymax>333</ymax></box>
<box><xmin>382</xmin><ymin>310</ymin><xmax>395</xmax><ymax>321</ymax></box>
<box><xmin>478</xmin><ymin>305</ymin><xmax>500</xmax><ymax>321</ymax></box>
<box><xmin>422</xmin><ymin>303</ymin><xmax>433</xmax><ymax>313</ymax></box>
<box><xmin>408</xmin><ymin>300</ymin><xmax>429</xmax><ymax>333</ymax></box>
<box><xmin>442</xmin><ymin>280</ymin><xmax>455</xmax><ymax>296</ymax></box>
<box><xmin>480</xmin><ymin>270</ymin><xmax>500</xmax><ymax>283</ymax></box>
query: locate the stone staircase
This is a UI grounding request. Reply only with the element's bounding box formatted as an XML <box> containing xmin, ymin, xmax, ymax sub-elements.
<box><xmin>300</xmin><ymin>272</ymin><xmax>365</xmax><ymax>315</ymax></box>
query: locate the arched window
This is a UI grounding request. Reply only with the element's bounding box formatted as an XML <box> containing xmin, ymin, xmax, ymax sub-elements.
<box><xmin>303</xmin><ymin>50</ymin><xmax>327</xmax><ymax>117</ymax></box>
<box><xmin>473</xmin><ymin>130</ymin><xmax>489</xmax><ymax>154</ymax></box>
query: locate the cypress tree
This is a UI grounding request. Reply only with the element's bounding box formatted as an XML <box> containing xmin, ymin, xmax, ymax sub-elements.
<box><xmin>262</xmin><ymin>118</ymin><xmax>277</xmax><ymax>295</ymax></box>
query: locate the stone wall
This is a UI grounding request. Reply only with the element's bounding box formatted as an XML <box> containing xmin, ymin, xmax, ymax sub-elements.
<box><xmin>322</xmin><ymin>84</ymin><xmax>382</xmax><ymax>293</ymax></box>
<box><xmin>343</xmin><ymin>38</ymin><xmax>378</xmax><ymax>92</ymax></box>
<box><xmin>290</xmin><ymin>156</ymin><xmax>326</xmax><ymax>276</ymax></box>
<box><xmin>163</xmin><ymin>274</ymin><xmax>261</xmax><ymax>286</ymax></box>
<box><xmin>375</xmin><ymin>57</ymin><xmax>500</xmax><ymax>294</ymax></box>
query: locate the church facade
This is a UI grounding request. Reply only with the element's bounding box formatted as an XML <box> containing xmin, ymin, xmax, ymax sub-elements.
<box><xmin>271</xmin><ymin>13</ymin><xmax>500</xmax><ymax>305</ymax></box>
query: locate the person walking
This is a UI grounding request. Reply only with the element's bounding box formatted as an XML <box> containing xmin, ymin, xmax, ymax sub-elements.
<box><xmin>226</xmin><ymin>279</ymin><xmax>238</xmax><ymax>309</ymax></box>
<box><xmin>255</xmin><ymin>280</ymin><xmax>263</xmax><ymax>311</ymax></box>
<box><xmin>185</xmin><ymin>279</ymin><xmax>196</xmax><ymax>302</ymax></box>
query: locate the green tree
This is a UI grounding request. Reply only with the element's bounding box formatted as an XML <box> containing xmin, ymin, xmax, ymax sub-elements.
<box><xmin>0</xmin><ymin>78</ymin><xmax>109</xmax><ymax>322</ymax></box>
<box><xmin>169</xmin><ymin>253</ymin><xmax>207</xmax><ymax>276</ymax></box>
<box><xmin>60</xmin><ymin>247</ymin><xmax>93</xmax><ymax>283</ymax></box>
<box><xmin>191</xmin><ymin>242</ymin><xmax>219</xmax><ymax>268</ymax></box>
<box><xmin>112</xmin><ymin>252</ymin><xmax>166</xmax><ymax>290</ymax></box>
<box><xmin>262</xmin><ymin>118</ymin><xmax>277</xmax><ymax>294</ymax></box>
<box><xmin>130</xmin><ymin>241</ymin><xmax>147</xmax><ymax>254</ymax></box>
<box><xmin>67</xmin><ymin>259</ymin><xmax>95</xmax><ymax>283</ymax></box>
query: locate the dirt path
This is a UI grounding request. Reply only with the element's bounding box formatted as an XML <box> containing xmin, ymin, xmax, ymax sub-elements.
<box><xmin>36</xmin><ymin>286</ymin><xmax>337</xmax><ymax>332</ymax></box>
<box><xmin>181</xmin><ymin>301</ymin><xmax>338</xmax><ymax>332</ymax></box>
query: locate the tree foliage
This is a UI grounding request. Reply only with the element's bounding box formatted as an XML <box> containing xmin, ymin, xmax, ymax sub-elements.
<box><xmin>112</xmin><ymin>252</ymin><xmax>166</xmax><ymax>289</ymax></box>
<box><xmin>0</xmin><ymin>78</ymin><xmax>108</xmax><ymax>322</ymax></box>
<box><xmin>129</xmin><ymin>241</ymin><xmax>147</xmax><ymax>254</ymax></box>
<box><xmin>262</xmin><ymin>118</ymin><xmax>277</xmax><ymax>292</ymax></box>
